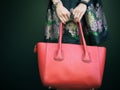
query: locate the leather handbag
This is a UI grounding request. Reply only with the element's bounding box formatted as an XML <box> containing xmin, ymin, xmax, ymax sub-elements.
<box><xmin>34</xmin><ymin>22</ymin><xmax>106</xmax><ymax>89</ymax></box>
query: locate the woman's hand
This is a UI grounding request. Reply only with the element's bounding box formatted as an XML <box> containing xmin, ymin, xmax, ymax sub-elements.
<box><xmin>73</xmin><ymin>3</ymin><xmax>87</xmax><ymax>22</ymax></box>
<box><xmin>56</xmin><ymin>3</ymin><xmax>70</xmax><ymax>24</ymax></box>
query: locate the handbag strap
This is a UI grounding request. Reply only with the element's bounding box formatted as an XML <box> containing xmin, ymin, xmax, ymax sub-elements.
<box><xmin>78</xmin><ymin>22</ymin><xmax>91</xmax><ymax>62</ymax></box>
<box><xmin>54</xmin><ymin>21</ymin><xmax>91</xmax><ymax>62</ymax></box>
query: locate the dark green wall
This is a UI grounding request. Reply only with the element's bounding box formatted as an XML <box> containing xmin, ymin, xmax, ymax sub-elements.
<box><xmin>1</xmin><ymin>0</ymin><xmax>120</xmax><ymax>90</ymax></box>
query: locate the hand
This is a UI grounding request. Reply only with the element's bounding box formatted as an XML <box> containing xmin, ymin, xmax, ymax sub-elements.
<box><xmin>56</xmin><ymin>3</ymin><xmax>70</xmax><ymax>24</ymax></box>
<box><xmin>73</xmin><ymin>3</ymin><xmax>87</xmax><ymax>22</ymax></box>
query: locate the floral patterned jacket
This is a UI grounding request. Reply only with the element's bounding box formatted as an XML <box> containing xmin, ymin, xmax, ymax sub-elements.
<box><xmin>44</xmin><ymin>0</ymin><xmax>108</xmax><ymax>45</ymax></box>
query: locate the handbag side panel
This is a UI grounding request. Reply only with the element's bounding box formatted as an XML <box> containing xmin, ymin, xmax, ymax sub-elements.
<box><xmin>37</xmin><ymin>42</ymin><xmax>48</xmax><ymax>84</ymax></box>
<box><xmin>98</xmin><ymin>47</ymin><xmax>106</xmax><ymax>81</ymax></box>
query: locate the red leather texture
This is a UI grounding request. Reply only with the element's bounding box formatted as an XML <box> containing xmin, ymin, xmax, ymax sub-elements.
<box><xmin>35</xmin><ymin>22</ymin><xmax>106</xmax><ymax>89</ymax></box>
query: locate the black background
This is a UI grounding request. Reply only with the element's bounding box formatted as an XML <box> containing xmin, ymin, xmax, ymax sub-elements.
<box><xmin>1</xmin><ymin>0</ymin><xmax>120</xmax><ymax>90</ymax></box>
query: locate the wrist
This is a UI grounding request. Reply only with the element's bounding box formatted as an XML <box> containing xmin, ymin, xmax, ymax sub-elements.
<box><xmin>80</xmin><ymin>0</ymin><xmax>91</xmax><ymax>7</ymax></box>
<box><xmin>79</xmin><ymin>3</ymin><xmax>87</xmax><ymax>8</ymax></box>
<box><xmin>52</xmin><ymin>0</ymin><xmax>63</xmax><ymax>8</ymax></box>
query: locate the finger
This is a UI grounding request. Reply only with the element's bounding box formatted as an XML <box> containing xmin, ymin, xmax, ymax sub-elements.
<box><xmin>63</xmin><ymin>12</ymin><xmax>70</xmax><ymax>22</ymax></box>
<box><xmin>58</xmin><ymin>13</ymin><xmax>65</xmax><ymax>23</ymax></box>
<box><xmin>60</xmin><ymin>13</ymin><xmax>70</xmax><ymax>23</ymax></box>
<box><xmin>61</xmin><ymin>15</ymin><xmax>67</xmax><ymax>23</ymax></box>
<box><xmin>73</xmin><ymin>10</ymin><xmax>79</xmax><ymax>18</ymax></box>
<box><xmin>66</xmin><ymin>13</ymin><xmax>70</xmax><ymax>21</ymax></box>
<box><xmin>72</xmin><ymin>9</ymin><xmax>76</xmax><ymax>15</ymax></box>
<box><xmin>59</xmin><ymin>16</ymin><xmax>66</xmax><ymax>24</ymax></box>
<box><xmin>78</xmin><ymin>12</ymin><xmax>84</xmax><ymax>21</ymax></box>
<box><xmin>74</xmin><ymin>12</ymin><xmax>81</xmax><ymax>22</ymax></box>
<box><xmin>74</xmin><ymin>18</ymin><xmax>79</xmax><ymax>22</ymax></box>
<box><xmin>74</xmin><ymin>12</ymin><xmax>80</xmax><ymax>19</ymax></box>
<box><xmin>63</xmin><ymin>14</ymin><xmax>69</xmax><ymax>22</ymax></box>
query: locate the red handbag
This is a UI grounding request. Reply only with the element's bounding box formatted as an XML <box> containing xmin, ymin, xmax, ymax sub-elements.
<box><xmin>34</xmin><ymin>22</ymin><xmax>106</xmax><ymax>89</ymax></box>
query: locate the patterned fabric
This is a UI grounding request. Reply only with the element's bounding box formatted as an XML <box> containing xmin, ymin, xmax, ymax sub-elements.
<box><xmin>44</xmin><ymin>0</ymin><xmax>108</xmax><ymax>45</ymax></box>
<box><xmin>84</xmin><ymin>0</ymin><xmax>108</xmax><ymax>45</ymax></box>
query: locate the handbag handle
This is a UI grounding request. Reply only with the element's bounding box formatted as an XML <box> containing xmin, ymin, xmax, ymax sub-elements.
<box><xmin>54</xmin><ymin>21</ymin><xmax>91</xmax><ymax>62</ymax></box>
